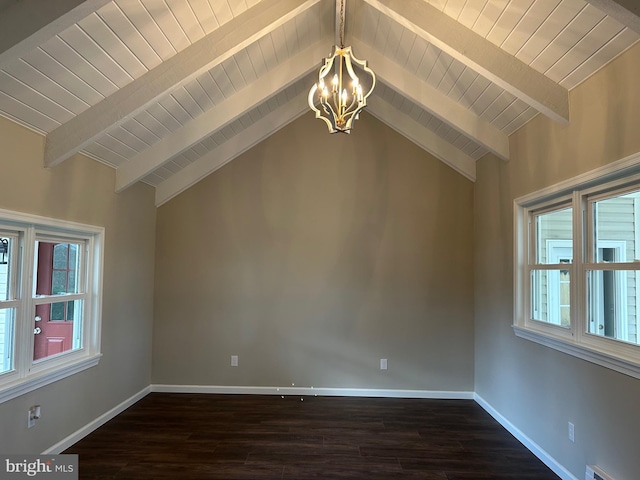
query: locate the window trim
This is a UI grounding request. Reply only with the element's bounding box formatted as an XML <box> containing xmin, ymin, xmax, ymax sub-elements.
<box><xmin>514</xmin><ymin>151</ymin><xmax>640</xmax><ymax>380</ymax></box>
<box><xmin>0</xmin><ymin>208</ymin><xmax>103</xmax><ymax>403</ymax></box>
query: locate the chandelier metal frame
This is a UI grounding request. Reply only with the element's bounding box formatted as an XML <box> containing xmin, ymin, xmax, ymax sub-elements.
<box><xmin>308</xmin><ymin>0</ymin><xmax>376</xmax><ymax>134</ymax></box>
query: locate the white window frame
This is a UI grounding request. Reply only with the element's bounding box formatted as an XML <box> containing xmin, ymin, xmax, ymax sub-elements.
<box><xmin>0</xmin><ymin>208</ymin><xmax>103</xmax><ymax>403</ymax></box>
<box><xmin>514</xmin><ymin>151</ymin><xmax>640</xmax><ymax>379</ymax></box>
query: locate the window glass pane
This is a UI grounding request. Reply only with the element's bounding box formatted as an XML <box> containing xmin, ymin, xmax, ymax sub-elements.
<box><xmin>50</xmin><ymin>302</ymin><xmax>65</xmax><ymax>321</ymax></box>
<box><xmin>35</xmin><ymin>241</ymin><xmax>81</xmax><ymax>296</ymax></box>
<box><xmin>33</xmin><ymin>300</ymin><xmax>83</xmax><ymax>362</ymax></box>
<box><xmin>592</xmin><ymin>190</ymin><xmax>640</xmax><ymax>263</ymax></box>
<box><xmin>53</xmin><ymin>243</ymin><xmax>67</xmax><ymax>269</ymax></box>
<box><xmin>52</xmin><ymin>271</ymin><xmax>67</xmax><ymax>294</ymax></box>
<box><xmin>587</xmin><ymin>270</ymin><xmax>640</xmax><ymax>345</ymax></box>
<box><xmin>0</xmin><ymin>237</ymin><xmax>12</xmax><ymax>301</ymax></box>
<box><xmin>534</xmin><ymin>207</ymin><xmax>573</xmax><ymax>264</ymax></box>
<box><xmin>0</xmin><ymin>308</ymin><xmax>15</xmax><ymax>374</ymax></box>
<box><xmin>531</xmin><ymin>269</ymin><xmax>571</xmax><ymax>327</ymax></box>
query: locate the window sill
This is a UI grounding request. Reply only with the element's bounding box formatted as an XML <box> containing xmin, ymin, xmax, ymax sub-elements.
<box><xmin>513</xmin><ymin>325</ymin><xmax>640</xmax><ymax>380</ymax></box>
<box><xmin>0</xmin><ymin>353</ymin><xmax>101</xmax><ymax>404</ymax></box>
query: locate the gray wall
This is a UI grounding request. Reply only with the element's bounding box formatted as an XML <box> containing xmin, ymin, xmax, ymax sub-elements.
<box><xmin>474</xmin><ymin>42</ymin><xmax>640</xmax><ymax>479</ymax></box>
<box><xmin>153</xmin><ymin>112</ymin><xmax>475</xmax><ymax>392</ymax></box>
<box><xmin>0</xmin><ymin>115</ymin><xmax>156</xmax><ymax>453</ymax></box>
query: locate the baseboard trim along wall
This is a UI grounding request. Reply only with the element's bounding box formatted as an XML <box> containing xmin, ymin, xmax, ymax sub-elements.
<box><xmin>43</xmin><ymin>386</ymin><xmax>151</xmax><ymax>455</ymax></box>
<box><xmin>473</xmin><ymin>393</ymin><xmax>578</xmax><ymax>480</ymax></box>
<box><xmin>150</xmin><ymin>384</ymin><xmax>475</xmax><ymax>399</ymax></box>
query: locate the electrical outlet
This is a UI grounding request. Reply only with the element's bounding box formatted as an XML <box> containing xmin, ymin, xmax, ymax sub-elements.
<box><xmin>380</xmin><ymin>358</ymin><xmax>388</xmax><ymax>370</ymax></box>
<box><xmin>568</xmin><ymin>422</ymin><xmax>575</xmax><ymax>442</ymax></box>
<box><xmin>230</xmin><ymin>355</ymin><xmax>238</xmax><ymax>367</ymax></box>
<box><xmin>27</xmin><ymin>405</ymin><xmax>41</xmax><ymax>429</ymax></box>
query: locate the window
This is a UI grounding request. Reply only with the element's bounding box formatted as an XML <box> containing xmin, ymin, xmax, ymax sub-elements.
<box><xmin>515</xmin><ymin>156</ymin><xmax>640</xmax><ymax>378</ymax></box>
<box><xmin>0</xmin><ymin>209</ymin><xmax>103</xmax><ymax>403</ymax></box>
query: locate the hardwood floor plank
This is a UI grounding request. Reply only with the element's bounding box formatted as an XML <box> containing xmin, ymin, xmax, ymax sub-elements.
<box><xmin>64</xmin><ymin>393</ymin><xmax>559</xmax><ymax>479</ymax></box>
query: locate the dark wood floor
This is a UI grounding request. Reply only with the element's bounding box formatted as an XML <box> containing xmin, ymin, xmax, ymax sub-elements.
<box><xmin>65</xmin><ymin>393</ymin><xmax>559</xmax><ymax>479</ymax></box>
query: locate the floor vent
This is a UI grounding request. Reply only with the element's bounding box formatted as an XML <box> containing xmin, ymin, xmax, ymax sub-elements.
<box><xmin>586</xmin><ymin>465</ymin><xmax>614</xmax><ymax>480</ymax></box>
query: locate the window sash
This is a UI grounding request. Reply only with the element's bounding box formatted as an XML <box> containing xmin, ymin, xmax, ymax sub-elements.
<box><xmin>515</xmin><ymin>157</ymin><xmax>640</xmax><ymax>379</ymax></box>
<box><xmin>0</xmin><ymin>210</ymin><xmax>103</xmax><ymax>403</ymax></box>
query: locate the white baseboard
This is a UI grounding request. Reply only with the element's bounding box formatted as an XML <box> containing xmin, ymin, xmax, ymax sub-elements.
<box><xmin>151</xmin><ymin>384</ymin><xmax>475</xmax><ymax>399</ymax></box>
<box><xmin>42</xmin><ymin>385</ymin><xmax>151</xmax><ymax>454</ymax></box>
<box><xmin>474</xmin><ymin>393</ymin><xmax>578</xmax><ymax>480</ymax></box>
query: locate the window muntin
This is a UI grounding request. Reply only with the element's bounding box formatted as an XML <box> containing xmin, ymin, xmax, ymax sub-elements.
<box><xmin>0</xmin><ymin>211</ymin><xmax>103</xmax><ymax>404</ymax></box>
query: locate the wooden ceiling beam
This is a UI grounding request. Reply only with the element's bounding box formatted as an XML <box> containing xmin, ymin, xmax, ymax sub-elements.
<box><xmin>155</xmin><ymin>90</ymin><xmax>310</xmax><ymax>206</ymax></box>
<box><xmin>584</xmin><ymin>0</ymin><xmax>640</xmax><ymax>33</ymax></box>
<box><xmin>361</xmin><ymin>0</ymin><xmax>570</xmax><ymax>124</ymax></box>
<box><xmin>43</xmin><ymin>0</ymin><xmax>321</xmax><ymax>168</ymax></box>
<box><xmin>351</xmin><ymin>39</ymin><xmax>509</xmax><ymax>161</ymax></box>
<box><xmin>0</xmin><ymin>0</ymin><xmax>111</xmax><ymax>68</ymax></box>
<box><xmin>368</xmin><ymin>97</ymin><xmax>477</xmax><ymax>182</ymax></box>
<box><xmin>116</xmin><ymin>38</ymin><xmax>331</xmax><ymax>192</ymax></box>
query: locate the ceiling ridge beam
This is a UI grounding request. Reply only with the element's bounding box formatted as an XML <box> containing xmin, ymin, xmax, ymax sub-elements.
<box><xmin>0</xmin><ymin>0</ymin><xmax>112</xmax><ymax>68</ymax></box>
<box><xmin>351</xmin><ymin>38</ymin><xmax>509</xmax><ymax>161</ymax></box>
<box><xmin>155</xmin><ymin>91</ymin><xmax>310</xmax><ymax>207</ymax></box>
<box><xmin>115</xmin><ymin>37</ymin><xmax>332</xmax><ymax>192</ymax></box>
<box><xmin>361</xmin><ymin>0</ymin><xmax>569</xmax><ymax>124</ymax></box>
<box><xmin>368</xmin><ymin>98</ymin><xmax>476</xmax><ymax>182</ymax></box>
<box><xmin>43</xmin><ymin>0</ymin><xmax>321</xmax><ymax>168</ymax></box>
<box><xmin>584</xmin><ymin>0</ymin><xmax>640</xmax><ymax>33</ymax></box>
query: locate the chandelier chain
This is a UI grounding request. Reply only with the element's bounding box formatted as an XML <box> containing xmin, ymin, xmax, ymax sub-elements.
<box><xmin>339</xmin><ymin>0</ymin><xmax>345</xmax><ymax>47</ymax></box>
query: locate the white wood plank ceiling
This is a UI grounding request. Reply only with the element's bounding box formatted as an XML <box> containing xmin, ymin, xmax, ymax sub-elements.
<box><xmin>0</xmin><ymin>0</ymin><xmax>638</xmax><ymax>205</ymax></box>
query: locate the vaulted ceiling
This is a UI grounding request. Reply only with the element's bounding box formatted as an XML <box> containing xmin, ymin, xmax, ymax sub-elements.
<box><xmin>1</xmin><ymin>0</ymin><xmax>638</xmax><ymax>206</ymax></box>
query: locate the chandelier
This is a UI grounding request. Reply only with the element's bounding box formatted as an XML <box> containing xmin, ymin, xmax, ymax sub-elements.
<box><xmin>308</xmin><ymin>0</ymin><xmax>376</xmax><ymax>134</ymax></box>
